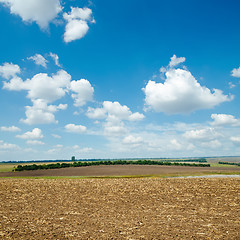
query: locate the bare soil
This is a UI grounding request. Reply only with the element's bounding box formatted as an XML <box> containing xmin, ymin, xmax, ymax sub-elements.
<box><xmin>0</xmin><ymin>178</ymin><xmax>239</xmax><ymax>239</ymax></box>
<box><xmin>0</xmin><ymin>164</ymin><xmax>239</xmax><ymax>177</ymax></box>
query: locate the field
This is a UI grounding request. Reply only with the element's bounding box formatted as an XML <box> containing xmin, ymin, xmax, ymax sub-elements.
<box><xmin>0</xmin><ymin>178</ymin><xmax>239</xmax><ymax>239</ymax></box>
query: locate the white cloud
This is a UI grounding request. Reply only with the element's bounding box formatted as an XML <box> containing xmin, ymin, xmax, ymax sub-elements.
<box><xmin>201</xmin><ymin>140</ymin><xmax>222</xmax><ymax>149</ymax></box>
<box><xmin>0</xmin><ymin>62</ymin><xmax>20</xmax><ymax>79</ymax></box>
<box><xmin>70</xmin><ymin>79</ymin><xmax>94</xmax><ymax>106</ymax></box>
<box><xmin>169</xmin><ymin>139</ymin><xmax>182</xmax><ymax>150</ymax></box>
<box><xmin>63</xmin><ymin>7</ymin><xmax>94</xmax><ymax>43</ymax></box>
<box><xmin>0</xmin><ymin>126</ymin><xmax>21</xmax><ymax>132</ymax></box>
<box><xmin>86</xmin><ymin>107</ymin><xmax>106</xmax><ymax>119</ymax></box>
<box><xmin>129</xmin><ymin>112</ymin><xmax>145</xmax><ymax>121</ymax></box>
<box><xmin>231</xmin><ymin>67</ymin><xmax>240</xmax><ymax>78</ymax></box>
<box><xmin>0</xmin><ymin>0</ymin><xmax>62</xmax><ymax>29</ymax></box>
<box><xmin>103</xmin><ymin>116</ymin><xmax>127</xmax><ymax>136</ymax></box>
<box><xmin>49</xmin><ymin>52</ymin><xmax>61</xmax><ymax>67</ymax></box>
<box><xmin>3</xmin><ymin>70</ymin><xmax>71</xmax><ymax>102</ymax></box>
<box><xmin>143</xmin><ymin>67</ymin><xmax>233</xmax><ymax>114</ymax></box>
<box><xmin>230</xmin><ymin>136</ymin><xmax>240</xmax><ymax>144</ymax></box>
<box><xmin>20</xmin><ymin>99</ymin><xmax>67</xmax><ymax>125</ymax></box>
<box><xmin>87</xmin><ymin>101</ymin><xmax>144</xmax><ymax>121</ymax></box>
<box><xmin>211</xmin><ymin>114</ymin><xmax>240</xmax><ymax>127</ymax></box>
<box><xmin>183</xmin><ymin>127</ymin><xmax>221</xmax><ymax>141</ymax></box>
<box><xmin>27</xmin><ymin>140</ymin><xmax>45</xmax><ymax>145</ymax></box>
<box><xmin>169</xmin><ymin>54</ymin><xmax>186</xmax><ymax>68</ymax></box>
<box><xmin>27</xmin><ymin>54</ymin><xmax>48</xmax><ymax>68</ymax></box>
<box><xmin>65</xmin><ymin>124</ymin><xmax>87</xmax><ymax>133</ymax></box>
<box><xmin>0</xmin><ymin>140</ymin><xmax>21</xmax><ymax>150</ymax></box>
<box><xmin>122</xmin><ymin>135</ymin><xmax>143</xmax><ymax>145</ymax></box>
<box><xmin>16</xmin><ymin>128</ymin><xmax>43</xmax><ymax>139</ymax></box>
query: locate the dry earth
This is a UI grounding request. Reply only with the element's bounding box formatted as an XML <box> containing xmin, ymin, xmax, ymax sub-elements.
<box><xmin>0</xmin><ymin>164</ymin><xmax>240</xmax><ymax>177</ymax></box>
<box><xmin>0</xmin><ymin>178</ymin><xmax>239</xmax><ymax>239</ymax></box>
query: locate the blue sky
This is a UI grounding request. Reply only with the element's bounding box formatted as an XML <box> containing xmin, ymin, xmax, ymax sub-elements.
<box><xmin>0</xmin><ymin>0</ymin><xmax>240</xmax><ymax>161</ymax></box>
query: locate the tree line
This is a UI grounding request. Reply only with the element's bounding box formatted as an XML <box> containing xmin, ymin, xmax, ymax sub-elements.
<box><xmin>14</xmin><ymin>160</ymin><xmax>210</xmax><ymax>171</ymax></box>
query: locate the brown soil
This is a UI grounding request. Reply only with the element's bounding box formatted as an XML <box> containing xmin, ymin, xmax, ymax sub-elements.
<box><xmin>0</xmin><ymin>178</ymin><xmax>239</xmax><ymax>239</ymax></box>
<box><xmin>0</xmin><ymin>165</ymin><xmax>239</xmax><ymax>177</ymax></box>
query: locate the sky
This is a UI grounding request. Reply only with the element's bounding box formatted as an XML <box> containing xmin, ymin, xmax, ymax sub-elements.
<box><xmin>0</xmin><ymin>0</ymin><xmax>240</xmax><ymax>161</ymax></box>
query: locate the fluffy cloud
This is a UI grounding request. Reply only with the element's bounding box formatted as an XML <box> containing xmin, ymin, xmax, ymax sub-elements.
<box><xmin>63</xmin><ymin>7</ymin><xmax>94</xmax><ymax>43</ymax></box>
<box><xmin>183</xmin><ymin>127</ymin><xmax>221</xmax><ymax>141</ymax></box>
<box><xmin>230</xmin><ymin>136</ymin><xmax>240</xmax><ymax>144</ymax></box>
<box><xmin>21</xmin><ymin>99</ymin><xmax>67</xmax><ymax>125</ymax></box>
<box><xmin>70</xmin><ymin>79</ymin><xmax>94</xmax><ymax>107</ymax></box>
<box><xmin>86</xmin><ymin>107</ymin><xmax>106</xmax><ymax>119</ymax></box>
<box><xmin>0</xmin><ymin>126</ymin><xmax>20</xmax><ymax>132</ymax></box>
<box><xmin>0</xmin><ymin>0</ymin><xmax>62</xmax><ymax>29</ymax></box>
<box><xmin>3</xmin><ymin>70</ymin><xmax>71</xmax><ymax>102</ymax></box>
<box><xmin>143</xmin><ymin>64</ymin><xmax>233</xmax><ymax>114</ymax></box>
<box><xmin>16</xmin><ymin>128</ymin><xmax>43</xmax><ymax>139</ymax></box>
<box><xmin>0</xmin><ymin>62</ymin><xmax>20</xmax><ymax>79</ymax></box>
<box><xmin>103</xmin><ymin>117</ymin><xmax>127</xmax><ymax>136</ymax></box>
<box><xmin>27</xmin><ymin>54</ymin><xmax>48</xmax><ymax>68</ymax></box>
<box><xmin>0</xmin><ymin>140</ymin><xmax>20</xmax><ymax>150</ymax></box>
<box><xmin>65</xmin><ymin>124</ymin><xmax>87</xmax><ymax>133</ymax></box>
<box><xmin>122</xmin><ymin>135</ymin><xmax>143</xmax><ymax>145</ymax></box>
<box><xmin>211</xmin><ymin>114</ymin><xmax>240</xmax><ymax>127</ymax></box>
<box><xmin>87</xmin><ymin>101</ymin><xmax>145</xmax><ymax>121</ymax></box>
<box><xmin>169</xmin><ymin>54</ymin><xmax>186</xmax><ymax>68</ymax></box>
<box><xmin>231</xmin><ymin>67</ymin><xmax>240</xmax><ymax>78</ymax></box>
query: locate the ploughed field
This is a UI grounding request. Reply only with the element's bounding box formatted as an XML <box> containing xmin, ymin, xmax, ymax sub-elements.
<box><xmin>0</xmin><ymin>164</ymin><xmax>240</xmax><ymax>177</ymax></box>
<box><xmin>0</xmin><ymin>178</ymin><xmax>239</xmax><ymax>239</ymax></box>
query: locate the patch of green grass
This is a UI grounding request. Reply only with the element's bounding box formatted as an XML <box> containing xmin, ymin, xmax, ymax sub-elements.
<box><xmin>210</xmin><ymin>163</ymin><xmax>239</xmax><ymax>168</ymax></box>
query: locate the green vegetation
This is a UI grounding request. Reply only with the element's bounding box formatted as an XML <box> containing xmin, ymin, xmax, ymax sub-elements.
<box><xmin>14</xmin><ymin>160</ymin><xmax>210</xmax><ymax>172</ymax></box>
<box><xmin>218</xmin><ymin>161</ymin><xmax>240</xmax><ymax>166</ymax></box>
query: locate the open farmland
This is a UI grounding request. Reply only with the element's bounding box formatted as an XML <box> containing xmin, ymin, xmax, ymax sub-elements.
<box><xmin>0</xmin><ymin>164</ymin><xmax>240</xmax><ymax>178</ymax></box>
<box><xmin>0</xmin><ymin>178</ymin><xmax>239</xmax><ymax>239</ymax></box>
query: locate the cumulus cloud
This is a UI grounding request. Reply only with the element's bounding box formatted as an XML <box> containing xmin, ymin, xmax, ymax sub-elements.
<box><xmin>103</xmin><ymin>117</ymin><xmax>127</xmax><ymax>136</ymax></box>
<box><xmin>20</xmin><ymin>99</ymin><xmax>67</xmax><ymax>125</ymax></box>
<box><xmin>70</xmin><ymin>79</ymin><xmax>94</xmax><ymax>106</ymax></box>
<box><xmin>0</xmin><ymin>62</ymin><xmax>20</xmax><ymax>79</ymax></box>
<box><xmin>86</xmin><ymin>107</ymin><xmax>106</xmax><ymax>119</ymax></box>
<box><xmin>201</xmin><ymin>140</ymin><xmax>222</xmax><ymax>149</ymax></box>
<box><xmin>211</xmin><ymin>114</ymin><xmax>240</xmax><ymax>127</ymax></box>
<box><xmin>65</xmin><ymin>124</ymin><xmax>87</xmax><ymax>133</ymax></box>
<box><xmin>230</xmin><ymin>136</ymin><xmax>240</xmax><ymax>145</ymax></box>
<box><xmin>143</xmin><ymin>59</ymin><xmax>233</xmax><ymax>114</ymax></box>
<box><xmin>3</xmin><ymin>70</ymin><xmax>71</xmax><ymax>102</ymax></box>
<box><xmin>231</xmin><ymin>67</ymin><xmax>240</xmax><ymax>78</ymax></box>
<box><xmin>0</xmin><ymin>126</ymin><xmax>21</xmax><ymax>132</ymax></box>
<box><xmin>16</xmin><ymin>128</ymin><xmax>43</xmax><ymax>139</ymax></box>
<box><xmin>27</xmin><ymin>54</ymin><xmax>48</xmax><ymax>68</ymax></box>
<box><xmin>0</xmin><ymin>0</ymin><xmax>62</xmax><ymax>29</ymax></box>
<box><xmin>183</xmin><ymin>127</ymin><xmax>221</xmax><ymax>141</ymax></box>
<box><xmin>3</xmin><ymin>65</ymin><xmax>94</xmax><ymax>125</ymax></box>
<box><xmin>63</xmin><ymin>7</ymin><xmax>94</xmax><ymax>43</ymax></box>
<box><xmin>0</xmin><ymin>140</ymin><xmax>21</xmax><ymax>150</ymax></box>
<box><xmin>122</xmin><ymin>135</ymin><xmax>143</xmax><ymax>145</ymax></box>
<box><xmin>87</xmin><ymin>101</ymin><xmax>145</xmax><ymax>121</ymax></box>
<box><xmin>169</xmin><ymin>54</ymin><xmax>186</xmax><ymax>68</ymax></box>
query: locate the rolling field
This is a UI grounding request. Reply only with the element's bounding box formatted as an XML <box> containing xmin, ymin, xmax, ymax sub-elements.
<box><xmin>0</xmin><ymin>178</ymin><xmax>239</xmax><ymax>239</ymax></box>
